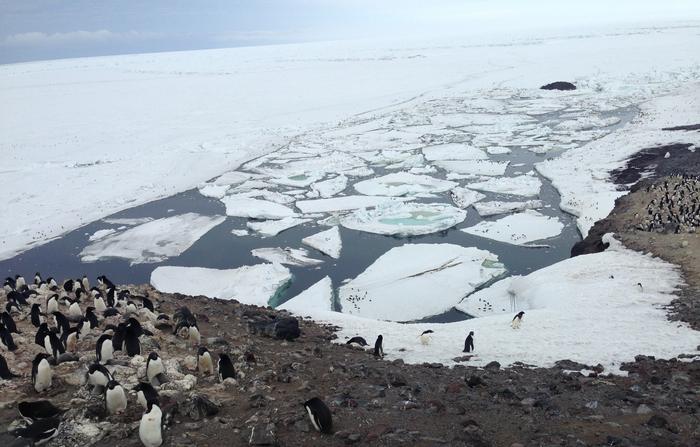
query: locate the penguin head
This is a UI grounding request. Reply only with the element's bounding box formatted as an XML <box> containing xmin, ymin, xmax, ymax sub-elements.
<box><xmin>197</xmin><ymin>346</ymin><xmax>209</xmax><ymax>357</ymax></box>
<box><xmin>469</xmin><ymin>331</ymin><xmax>474</xmax><ymax>336</ymax></box>
<box><xmin>106</xmin><ymin>379</ymin><xmax>120</xmax><ymax>391</ymax></box>
<box><xmin>147</xmin><ymin>352</ymin><xmax>159</xmax><ymax>362</ymax></box>
<box><xmin>33</xmin><ymin>353</ymin><xmax>51</xmax><ymax>364</ymax></box>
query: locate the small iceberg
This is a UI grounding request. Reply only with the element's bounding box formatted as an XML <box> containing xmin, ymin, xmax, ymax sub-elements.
<box><xmin>302</xmin><ymin>226</ymin><xmax>342</xmax><ymax>259</ymax></box>
<box><xmin>433</xmin><ymin>159</ymin><xmax>509</xmax><ymax>176</ymax></box>
<box><xmin>221</xmin><ymin>196</ymin><xmax>296</xmax><ymax>219</ymax></box>
<box><xmin>296</xmin><ymin>195</ymin><xmax>411</xmax><ymax>214</ymax></box>
<box><xmin>353</xmin><ymin>172</ymin><xmax>456</xmax><ymax>197</ymax></box>
<box><xmin>466</xmin><ymin>173</ymin><xmax>542</xmax><ymax>197</ymax></box>
<box><xmin>461</xmin><ymin>210</ymin><xmax>564</xmax><ymax>245</ymax></box>
<box><xmin>340</xmin><ymin>201</ymin><xmax>467</xmax><ymax>236</ymax></box>
<box><xmin>246</xmin><ymin>216</ymin><xmax>311</xmax><ymax>237</ymax></box>
<box><xmin>277</xmin><ymin>276</ymin><xmax>334</xmax><ymax>313</ymax></box>
<box><xmin>422</xmin><ymin>144</ymin><xmax>488</xmax><ymax>161</ymax></box>
<box><xmin>251</xmin><ymin>247</ymin><xmax>323</xmax><ymax>266</ymax></box>
<box><xmin>450</xmin><ymin>187</ymin><xmax>486</xmax><ymax>209</ymax></box>
<box><xmin>473</xmin><ymin>200</ymin><xmax>544</xmax><ymax>217</ymax></box>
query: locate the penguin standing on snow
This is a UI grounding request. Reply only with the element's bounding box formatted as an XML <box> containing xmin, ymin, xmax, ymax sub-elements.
<box><xmin>463</xmin><ymin>331</ymin><xmax>474</xmax><ymax>353</ymax></box>
<box><xmin>105</xmin><ymin>379</ymin><xmax>128</xmax><ymax>414</ymax></box>
<box><xmin>217</xmin><ymin>353</ymin><xmax>236</xmax><ymax>381</ymax></box>
<box><xmin>0</xmin><ymin>353</ymin><xmax>19</xmax><ymax>379</ymax></box>
<box><xmin>197</xmin><ymin>347</ymin><xmax>214</xmax><ymax>375</ymax></box>
<box><xmin>511</xmin><ymin>311</ymin><xmax>525</xmax><ymax>329</ymax></box>
<box><xmin>146</xmin><ymin>352</ymin><xmax>166</xmax><ymax>386</ymax></box>
<box><xmin>303</xmin><ymin>397</ymin><xmax>333</xmax><ymax>434</ymax></box>
<box><xmin>419</xmin><ymin>329</ymin><xmax>434</xmax><ymax>346</ymax></box>
<box><xmin>96</xmin><ymin>334</ymin><xmax>113</xmax><ymax>364</ymax></box>
<box><xmin>345</xmin><ymin>336</ymin><xmax>368</xmax><ymax>347</ymax></box>
<box><xmin>133</xmin><ymin>382</ymin><xmax>159</xmax><ymax>410</ymax></box>
<box><xmin>32</xmin><ymin>353</ymin><xmax>53</xmax><ymax>393</ymax></box>
<box><xmin>374</xmin><ymin>335</ymin><xmax>384</xmax><ymax>359</ymax></box>
<box><xmin>139</xmin><ymin>402</ymin><xmax>164</xmax><ymax>447</ymax></box>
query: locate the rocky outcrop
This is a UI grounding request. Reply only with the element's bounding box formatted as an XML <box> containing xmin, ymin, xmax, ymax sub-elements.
<box><xmin>540</xmin><ymin>81</ymin><xmax>576</xmax><ymax>91</ymax></box>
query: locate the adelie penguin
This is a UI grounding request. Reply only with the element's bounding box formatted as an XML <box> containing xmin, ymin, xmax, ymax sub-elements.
<box><xmin>10</xmin><ymin>416</ymin><xmax>60</xmax><ymax>445</ymax></box>
<box><xmin>1</xmin><ymin>311</ymin><xmax>20</xmax><ymax>334</ymax></box>
<box><xmin>96</xmin><ymin>333</ymin><xmax>114</xmax><ymax>364</ymax></box>
<box><xmin>303</xmin><ymin>397</ymin><xmax>333</xmax><ymax>434</ymax></box>
<box><xmin>374</xmin><ymin>335</ymin><xmax>384</xmax><ymax>359</ymax></box>
<box><xmin>18</xmin><ymin>400</ymin><xmax>64</xmax><ymax>422</ymax></box>
<box><xmin>32</xmin><ymin>353</ymin><xmax>53</xmax><ymax>393</ymax></box>
<box><xmin>134</xmin><ymin>382</ymin><xmax>159</xmax><ymax>410</ymax></box>
<box><xmin>463</xmin><ymin>331</ymin><xmax>475</xmax><ymax>353</ymax></box>
<box><xmin>0</xmin><ymin>323</ymin><xmax>18</xmax><ymax>351</ymax></box>
<box><xmin>511</xmin><ymin>311</ymin><xmax>525</xmax><ymax>329</ymax></box>
<box><xmin>218</xmin><ymin>353</ymin><xmax>236</xmax><ymax>382</ymax></box>
<box><xmin>86</xmin><ymin>363</ymin><xmax>112</xmax><ymax>394</ymax></box>
<box><xmin>30</xmin><ymin>303</ymin><xmax>44</xmax><ymax>328</ymax></box>
<box><xmin>46</xmin><ymin>295</ymin><xmax>59</xmax><ymax>315</ymax></box>
<box><xmin>345</xmin><ymin>336</ymin><xmax>368</xmax><ymax>347</ymax></box>
<box><xmin>0</xmin><ymin>353</ymin><xmax>19</xmax><ymax>379</ymax></box>
<box><xmin>146</xmin><ymin>351</ymin><xmax>168</xmax><ymax>386</ymax></box>
<box><xmin>105</xmin><ymin>379</ymin><xmax>128</xmax><ymax>415</ymax></box>
<box><xmin>419</xmin><ymin>329</ymin><xmax>434</xmax><ymax>346</ymax></box>
<box><xmin>139</xmin><ymin>401</ymin><xmax>164</xmax><ymax>447</ymax></box>
<box><xmin>197</xmin><ymin>347</ymin><xmax>214</xmax><ymax>375</ymax></box>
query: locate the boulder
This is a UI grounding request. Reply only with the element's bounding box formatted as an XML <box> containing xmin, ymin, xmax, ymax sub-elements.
<box><xmin>540</xmin><ymin>81</ymin><xmax>576</xmax><ymax>91</ymax></box>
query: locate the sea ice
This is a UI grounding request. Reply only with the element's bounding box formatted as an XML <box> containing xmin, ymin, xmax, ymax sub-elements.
<box><xmin>246</xmin><ymin>216</ymin><xmax>311</xmax><ymax>237</ymax></box>
<box><xmin>277</xmin><ymin>276</ymin><xmax>334</xmax><ymax>314</ymax></box>
<box><xmin>251</xmin><ymin>247</ymin><xmax>323</xmax><ymax>266</ymax></box>
<box><xmin>80</xmin><ymin>213</ymin><xmax>225</xmax><ymax>264</ymax></box>
<box><xmin>433</xmin><ymin>160</ymin><xmax>509</xmax><ymax>176</ymax></box>
<box><xmin>302</xmin><ymin>226</ymin><xmax>342</xmax><ymax>259</ymax></box>
<box><xmin>338</xmin><ymin>243</ymin><xmax>506</xmax><ymax>321</ymax></box>
<box><xmin>311</xmin><ymin>175</ymin><xmax>348</xmax><ymax>198</ymax></box>
<box><xmin>422</xmin><ymin>144</ymin><xmax>488</xmax><ymax>161</ymax></box>
<box><xmin>450</xmin><ymin>187</ymin><xmax>486</xmax><ymax>209</ymax></box>
<box><xmin>466</xmin><ymin>173</ymin><xmax>542</xmax><ymax>197</ymax></box>
<box><xmin>473</xmin><ymin>200</ymin><xmax>544</xmax><ymax>217</ymax></box>
<box><xmin>486</xmin><ymin>146</ymin><xmax>512</xmax><ymax>155</ymax></box>
<box><xmin>295</xmin><ymin>196</ymin><xmax>410</xmax><ymax>214</ymax></box>
<box><xmin>221</xmin><ymin>196</ymin><xmax>296</xmax><ymax>219</ymax></box>
<box><xmin>340</xmin><ymin>202</ymin><xmax>467</xmax><ymax>236</ymax></box>
<box><xmin>461</xmin><ymin>210</ymin><xmax>563</xmax><ymax>245</ymax></box>
<box><xmin>88</xmin><ymin>229</ymin><xmax>117</xmax><ymax>242</ymax></box>
<box><xmin>150</xmin><ymin>264</ymin><xmax>291</xmax><ymax>307</ymax></box>
<box><xmin>353</xmin><ymin>172</ymin><xmax>456</xmax><ymax>197</ymax></box>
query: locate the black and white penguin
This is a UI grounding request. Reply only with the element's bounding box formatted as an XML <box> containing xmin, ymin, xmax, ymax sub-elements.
<box><xmin>511</xmin><ymin>311</ymin><xmax>525</xmax><ymax>329</ymax></box>
<box><xmin>97</xmin><ymin>275</ymin><xmax>115</xmax><ymax>290</ymax></box>
<box><xmin>15</xmin><ymin>275</ymin><xmax>26</xmax><ymax>290</ymax></box>
<box><xmin>18</xmin><ymin>400</ymin><xmax>64</xmax><ymax>422</ymax></box>
<box><xmin>65</xmin><ymin>326</ymin><xmax>80</xmax><ymax>352</ymax></box>
<box><xmin>3</xmin><ymin>276</ymin><xmax>15</xmax><ymax>292</ymax></box>
<box><xmin>43</xmin><ymin>329</ymin><xmax>65</xmax><ymax>362</ymax></box>
<box><xmin>112</xmin><ymin>322</ymin><xmax>127</xmax><ymax>351</ymax></box>
<box><xmin>34</xmin><ymin>272</ymin><xmax>42</xmax><ymax>285</ymax></box>
<box><xmin>10</xmin><ymin>416</ymin><xmax>60</xmax><ymax>445</ymax></box>
<box><xmin>80</xmin><ymin>275</ymin><xmax>90</xmax><ymax>291</ymax></box>
<box><xmin>173</xmin><ymin>307</ymin><xmax>197</xmax><ymax>336</ymax></box>
<box><xmin>0</xmin><ymin>323</ymin><xmax>18</xmax><ymax>351</ymax></box>
<box><xmin>124</xmin><ymin>321</ymin><xmax>142</xmax><ymax>357</ymax></box>
<box><xmin>1</xmin><ymin>311</ymin><xmax>19</xmax><ymax>334</ymax></box>
<box><xmin>46</xmin><ymin>295</ymin><xmax>59</xmax><ymax>315</ymax></box>
<box><xmin>373</xmin><ymin>335</ymin><xmax>384</xmax><ymax>359</ymax></box>
<box><xmin>463</xmin><ymin>331</ymin><xmax>474</xmax><ymax>353</ymax></box>
<box><xmin>146</xmin><ymin>352</ymin><xmax>166</xmax><ymax>386</ymax></box>
<box><xmin>0</xmin><ymin>353</ymin><xmax>19</xmax><ymax>379</ymax></box>
<box><xmin>197</xmin><ymin>347</ymin><xmax>214</xmax><ymax>375</ymax></box>
<box><xmin>217</xmin><ymin>353</ymin><xmax>236</xmax><ymax>382</ymax></box>
<box><xmin>133</xmin><ymin>382</ymin><xmax>159</xmax><ymax>410</ymax></box>
<box><xmin>30</xmin><ymin>303</ymin><xmax>44</xmax><ymax>328</ymax></box>
<box><xmin>93</xmin><ymin>292</ymin><xmax>107</xmax><ymax>313</ymax></box>
<box><xmin>419</xmin><ymin>329</ymin><xmax>434</xmax><ymax>346</ymax></box>
<box><xmin>32</xmin><ymin>353</ymin><xmax>52</xmax><ymax>393</ymax></box>
<box><xmin>125</xmin><ymin>301</ymin><xmax>138</xmax><ymax>315</ymax></box>
<box><xmin>303</xmin><ymin>397</ymin><xmax>333</xmax><ymax>434</ymax></box>
<box><xmin>63</xmin><ymin>279</ymin><xmax>75</xmax><ymax>293</ymax></box>
<box><xmin>85</xmin><ymin>307</ymin><xmax>99</xmax><ymax>330</ymax></box>
<box><xmin>86</xmin><ymin>362</ymin><xmax>113</xmax><ymax>393</ymax></box>
<box><xmin>345</xmin><ymin>336</ymin><xmax>368</xmax><ymax>347</ymax></box>
<box><xmin>105</xmin><ymin>379</ymin><xmax>128</xmax><ymax>414</ymax></box>
<box><xmin>139</xmin><ymin>402</ymin><xmax>164</xmax><ymax>447</ymax></box>
<box><xmin>52</xmin><ymin>311</ymin><xmax>70</xmax><ymax>338</ymax></box>
<box><xmin>96</xmin><ymin>334</ymin><xmax>113</xmax><ymax>364</ymax></box>
<box><xmin>68</xmin><ymin>299</ymin><xmax>83</xmax><ymax>322</ymax></box>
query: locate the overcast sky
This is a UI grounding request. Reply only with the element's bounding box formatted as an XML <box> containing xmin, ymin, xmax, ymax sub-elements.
<box><xmin>1</xmin><ymin>0</ymin><xmax>699</xmax><ymax>64</ymax></box>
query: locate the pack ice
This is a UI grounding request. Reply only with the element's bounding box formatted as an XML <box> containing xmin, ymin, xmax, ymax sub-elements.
<box><xmin>461</xmin><ymin>210</ymin><xmax>564</xmax><ymax>245</ymax></box>
<box><xmin>340</xmin><ymin>201</ymin><xmax>467</xmax><ymax>236</ymax></box>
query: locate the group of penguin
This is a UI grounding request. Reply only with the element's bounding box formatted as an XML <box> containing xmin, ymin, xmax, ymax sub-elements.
<box><xmin>639</xmin><ymin>174</ymin><xmax>700</xmax><ymax>233</ymax></box>
<box><xmin>1</xmin><ymin>273</ymin><xmax>334</xmax><ymax>445</ymax></box>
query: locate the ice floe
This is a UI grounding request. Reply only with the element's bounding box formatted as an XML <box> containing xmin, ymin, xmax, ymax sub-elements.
<box><xmin>485</xmin><ymin>146</ymin><xmax>512</xmax><ymax>155</ymax></box>
<box><xmin>277</xmin><ymin>276</ymin><xmax>334</xmax><ymax>314</ymax></box>
<box><xmin>295</xmin><ymin>196</ymin><xmax>410</xmax><ymax>214</ymax></box>
<box><xmin>422</xmin><ymin>144</ymin><xmax>487</xmax><ymax>161</ymax></box>
<box><xmin>466</xmin><ymin>173</ymin><xmax>542</xmax><ymax>197</ymax></box>
<box><xmin>246</xmin><ymin>216</ymin><xmax>311</xmax><ymax>237</ymax></box>
<box><xmin>81</xmin><ymin>213</ymin><xmax>225</xmax><ymax>264</ymax></box>
<box><xmin>340</xmin><ymin>202</ymin><xmax>467</xmax><ymax>236</ymax></box>
<box><xmin>473</xmin><ymin>200</ymin><xmax>544</xmax><ymax>217</ymax></box>
<box><xmin>338</xmin><ymin>244</ymin><xmax>506</xmax><ymax>321</ymax></box>
<box><xmin>450</xmin><ymin>187</ymin><xmax>486</xmax><ymax>209</ymax></box>
<box><xmin>221</xmin><ymin>196</ymin><xmax>296</xmax><ymax>219</ymax></box>
<box><xmin>433</xmin><ymin>160</ymin><xmax>509</xmax><ymax>176</ymax></box>
<box><xmin>88</xmin><ymin>229</ymin><xmax>117</xmax><ymax>242</ymax></box>
<box><xmin>150</xmin><ymin>264</ymin><xmax>291</xmax><ymax>306</ymax></box>
<box><xmin>461</xmin><ymin>210</ymin><xmax>563</xmax><ymax>245</ymax></box>
<box><xmin>102</xmin><ymin>217</ymin><xmax>154</xmax><ymax>226</ymax></box>
<box><xmin>353</xmin><ymin>172</ymin><xmax>456</xmax><ymax>197</ymax></box>
<box><xmin>311</xmin><ymin>175</ymin><xmax>348</xmax><ymax>198</ymax></box>
<box><xmin>302</xmin><ymin>226</ymin><xmax>342</xmax><ymax>259</ymax></box>
<box><xmin>251</xmin><ymin>247</ymin><xmax>323</xmax><ymax>266</ymax></box>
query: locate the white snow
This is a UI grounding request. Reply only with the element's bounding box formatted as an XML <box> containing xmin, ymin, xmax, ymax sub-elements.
<box><xmin>251</xmin><ymin>247</ymin><xmax>323</xmax><ymax>266</ymax></box>
<box><xmin>295</xmin><ymin>196</ymin><xmax>410</xmax><ymax>214</ymax></box>
<box><xmin>277</xmin><ymin>276</ymin><xmax>334</xmax><ymax>314</ymax></box>
<box><xmin>433</xmin><ymin>160</ymin><xmax>509</xmax><ymax>176</ymax></box>
<box><xmin>450</xmin><ymin>187</ymin><xmax>486</xmax><ymax>209</ymax></box>
<box><xmin>80</xmin><ymin>213</ymin><xmax>225</xmax><ymax>264</ymax></box>
<box><xmin>150</xmin><ymin>264</ymin><xmax>291</xmax><ymax>306</ymax></box>
<box><xmin>422</xmin><ymin>144</ymin><xmax>488</xmax><ymax>161</ymax></box>
<box><xmin>311</xmin><ymin>175</ymin><xmax>348</xmax><ymax>198</ymax></box>
<box><xmin>246</xmin><ymin>217</ymin><xmax>311</xmax><ymax>237</ymax></box>
<box><xmin>353</xmin><ymin>172</ymin><xmax>456</xmax><ymax>197</ymax></box>
<box><xmin>221</xmin><ymin>196</ymin><xmax>296</xmax><ymax>219</ymax></box>
<box><xmin>340</xmin><ymin>201</ymin><xmax>467</xmax><ymax>236</ymax></box>
<box><xmin>461</xmin><ymin>210</ymin><xmax>564</xmax><ymax>246</ymax></box>
<box><xmin>466</xmin><ymin>173</ymin><xmax>542</xmax><ymax>197</ymax></box>
<box><xmin>338</xmin><ymin>244</ymin><xmax>506</xmax><ymax>321</ymax></box>
<box><xmin>473</xmin><ymin>200</ymin><xmax>544</xmax><ymax>217</ymax></box>
<box><xmin>302</xmin><ymin>226</ymin><xmax>342</xmax><ymax>259</ymax></box>
<box><xmin>88</xmin><ymin>229</ymin><xmax>117</xmax><ymax>242</ymax></box>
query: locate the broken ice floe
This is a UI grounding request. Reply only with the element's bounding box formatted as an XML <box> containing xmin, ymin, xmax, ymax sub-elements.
<box><xmin>277</xmin><ymin>276</ymin><xmax>334</xmax><ymax>314</ymax></box>
<box><xmin>295</xmin><ymin>196</ymin><xmax>410</xmax><ymax>214</ymax></box>
<box><xmin>81</xmin><ymin>213</ymin><xmax>225</xmax><ymax>264</ymax></box>
<box><xmin>246</xmin><ymin>216</ymin><xmax>311</xmax><ymax>237</ymax></box>
<box><xmin>302</xmin><ymin>226</ymin><xmax>342</xmax><ymax>259</ymax></box>
<box><xmin>422</xmin><ymin>144</ymin><xmax>488</xmax><ymax>161</ymax></box>
<box><xmin>450</xmin><ymin>187</ymin><xmax>486</xmax><ymax>209</ymax></box>
<box><xmin>466</xmin><ymin>173</ymin><xmax>542</xmax><ymax>197</ymax></box>
<box><xmin>251</xmin><ymin>247</ymin><xmax>323</xmax><ymax>266</ymax></box>
<box><xmin>311</xmin><ymin>175</ymin><xmax>348</xmax><ymax>198</ymax></box>
<box><xmin>338</xmin><ymin>243</ymin><xmax>506</xmax><ymax>321</ymax></box>
<box><xmin>221</xmin><ymin>196</ymin><xmax>296</xmax><ymax>219</ymax></box>
<box><xmin>150</xmin><ymin>264</ymin><xmax>291</xmax><ymax>307</ymax></box>
<box><xmin>485</xmin><ymin>146</ymin><xmax>512</xmax><ymax>155</ymax></box>
<box><xmin>340</xmin><ymin>201</ymin><xmax>467</xmax><ymax>236</ymax></box>
<box><xmin>353</xmin><ymin>172</ymin><xmax>456</xmax><ymax>197</ymax></box>
<box><xmin>433</xmin><ymin>160</ymin><xmax>509</xmax><ymax>176</ymax></box>
<box><xmin>231</xmin><ymin>229</ymin><xmax>249</xmax><ymax>236</ymax></box>
<box><xmin>473</xmin><ymin>200</ymin><xmax>544</xmax><ymax>217</ymax></box>
<box><xmin>87</xmin><ymin>229</ymin><xmax>116</xmax><ymax>242</ymax></box>
<box><xmin>101</xmin><ymin>217</ymin><xmax>154</xmax><ymax>226</ymax></box>
<box><xmin>461</xmin><ymin>210</ymin><xmax>563</xmax><ymax>245</ymax></box>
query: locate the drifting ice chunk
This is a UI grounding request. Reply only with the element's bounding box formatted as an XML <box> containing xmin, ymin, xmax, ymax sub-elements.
<box><xmin>466</xmin><ymin>173</ymin><xmax>542</xmax><ymax>197</ymax></box>
<box><xmin>235</xmin><ymin>189</ymin><xmax>295</xmax><ymax>204</ymax></box>
<box><xmin>450</xmin><ymin>187</ymin><xmax>486</xmax><ymax>209</ymax></box>
<box><xmin>221</xmin><ymin>196</ymin><xmax>296</xmax><ymax>219</ymax></box>
<box><xmin>212</xmin><ymin>171</ymin><xmax>252</xmax><ymax>186</ymax></box>
<box><xmin>269</xmin><ymin>172</ymin><xmax>324</xmax><ymax>188</ymax></box>
<box><xmin>231</xmin><ymin>229</ymin><xmax>249</xmax><ymax>236</ymax></box>
<box><xmin>251</xmin><ymin>247</ymin><xmax>323</xmax><ymax>266</ymax></box>
<box><xmin>81</xmin><ymin>213</ymin><xmax>225</xmax><ymax>264</ymax></box>
<box><xmin>434</xmin><ymin>160</ymin><xmax>509</xmax><ymax>176</ymax></box>
<box><xmin>198</xmin><ymin>183</ymin><xmax>230</xmax><ymax>199</ymax></box>
<box><xmin>340</xmin><ymin>201</ymin><xmax>466</xmax><ymax>236</ymax></box>
<box><xmin>353</xmin><ymin>172</ymin><xmax>456</xmax><ymax>197</ymax></box>
<box><xmin>311</xmin><ymin>175</ymin><xmax>348</xmax><ymax>198</ymax></box>
<box><xmin>88</xmin><ymin>229</ymin><xmax>116</xmax><ymax>241</ymax></box>
<box><xmin>102</xmin><ymin>217</ymin><xmax>153</xmax><ymax>226</ymax></box>
<box><xmin>422</xmin><ymin>144</ymin><xmax>488</xmax><ymax>161</ymax></box>
<box><xmin>461</xmin><ymin>210</ymin><xmax>563</xmax><ymax>245</ymax></box>
<box><xmin>302</xmin><ymin>226</ymin><xmax>342</xmax><ymax>259</ymax></box>
<box><xmin>296</xmin><ymin>195</ymin><xmax>410</xmax><ymax>214</ymax></box>
<box><xmin>473</xmin><ymin>200</ymin><xmax>544</xmax><ymax>217</ymax></box>
<box><xmin>150</xmin><ymin>264</ymin><xmax>291</xmax><ymax>306</ymax></box>
<box><xmin>246</xmin><ymin>216</ymin><xmax>311</xmax><ymax>237</ymax></box>
<box><xmin>338</xmin><ymin>243</ymin><xmax>506</xmax><ymax>321</ymax></box>
<box><xmin>486</xmin><ymin>146</ymin><xmax>512</xmax><ymax>155</ymax></box>
<box><xmin>278</xmin><ymin>276</ymin><xmax>334</xmax><ymax>313</ymax></box>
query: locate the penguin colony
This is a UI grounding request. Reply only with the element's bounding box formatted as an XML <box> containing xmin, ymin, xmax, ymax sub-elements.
<box><xmin>0</xmin><ymin>273</ymin><xmax>333</xmax><ymax>445</ymax></box>
<box><xmin>638</xmin><ymin>175</ymin><xmax>700</xmax><ymax>233</ymax></box>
